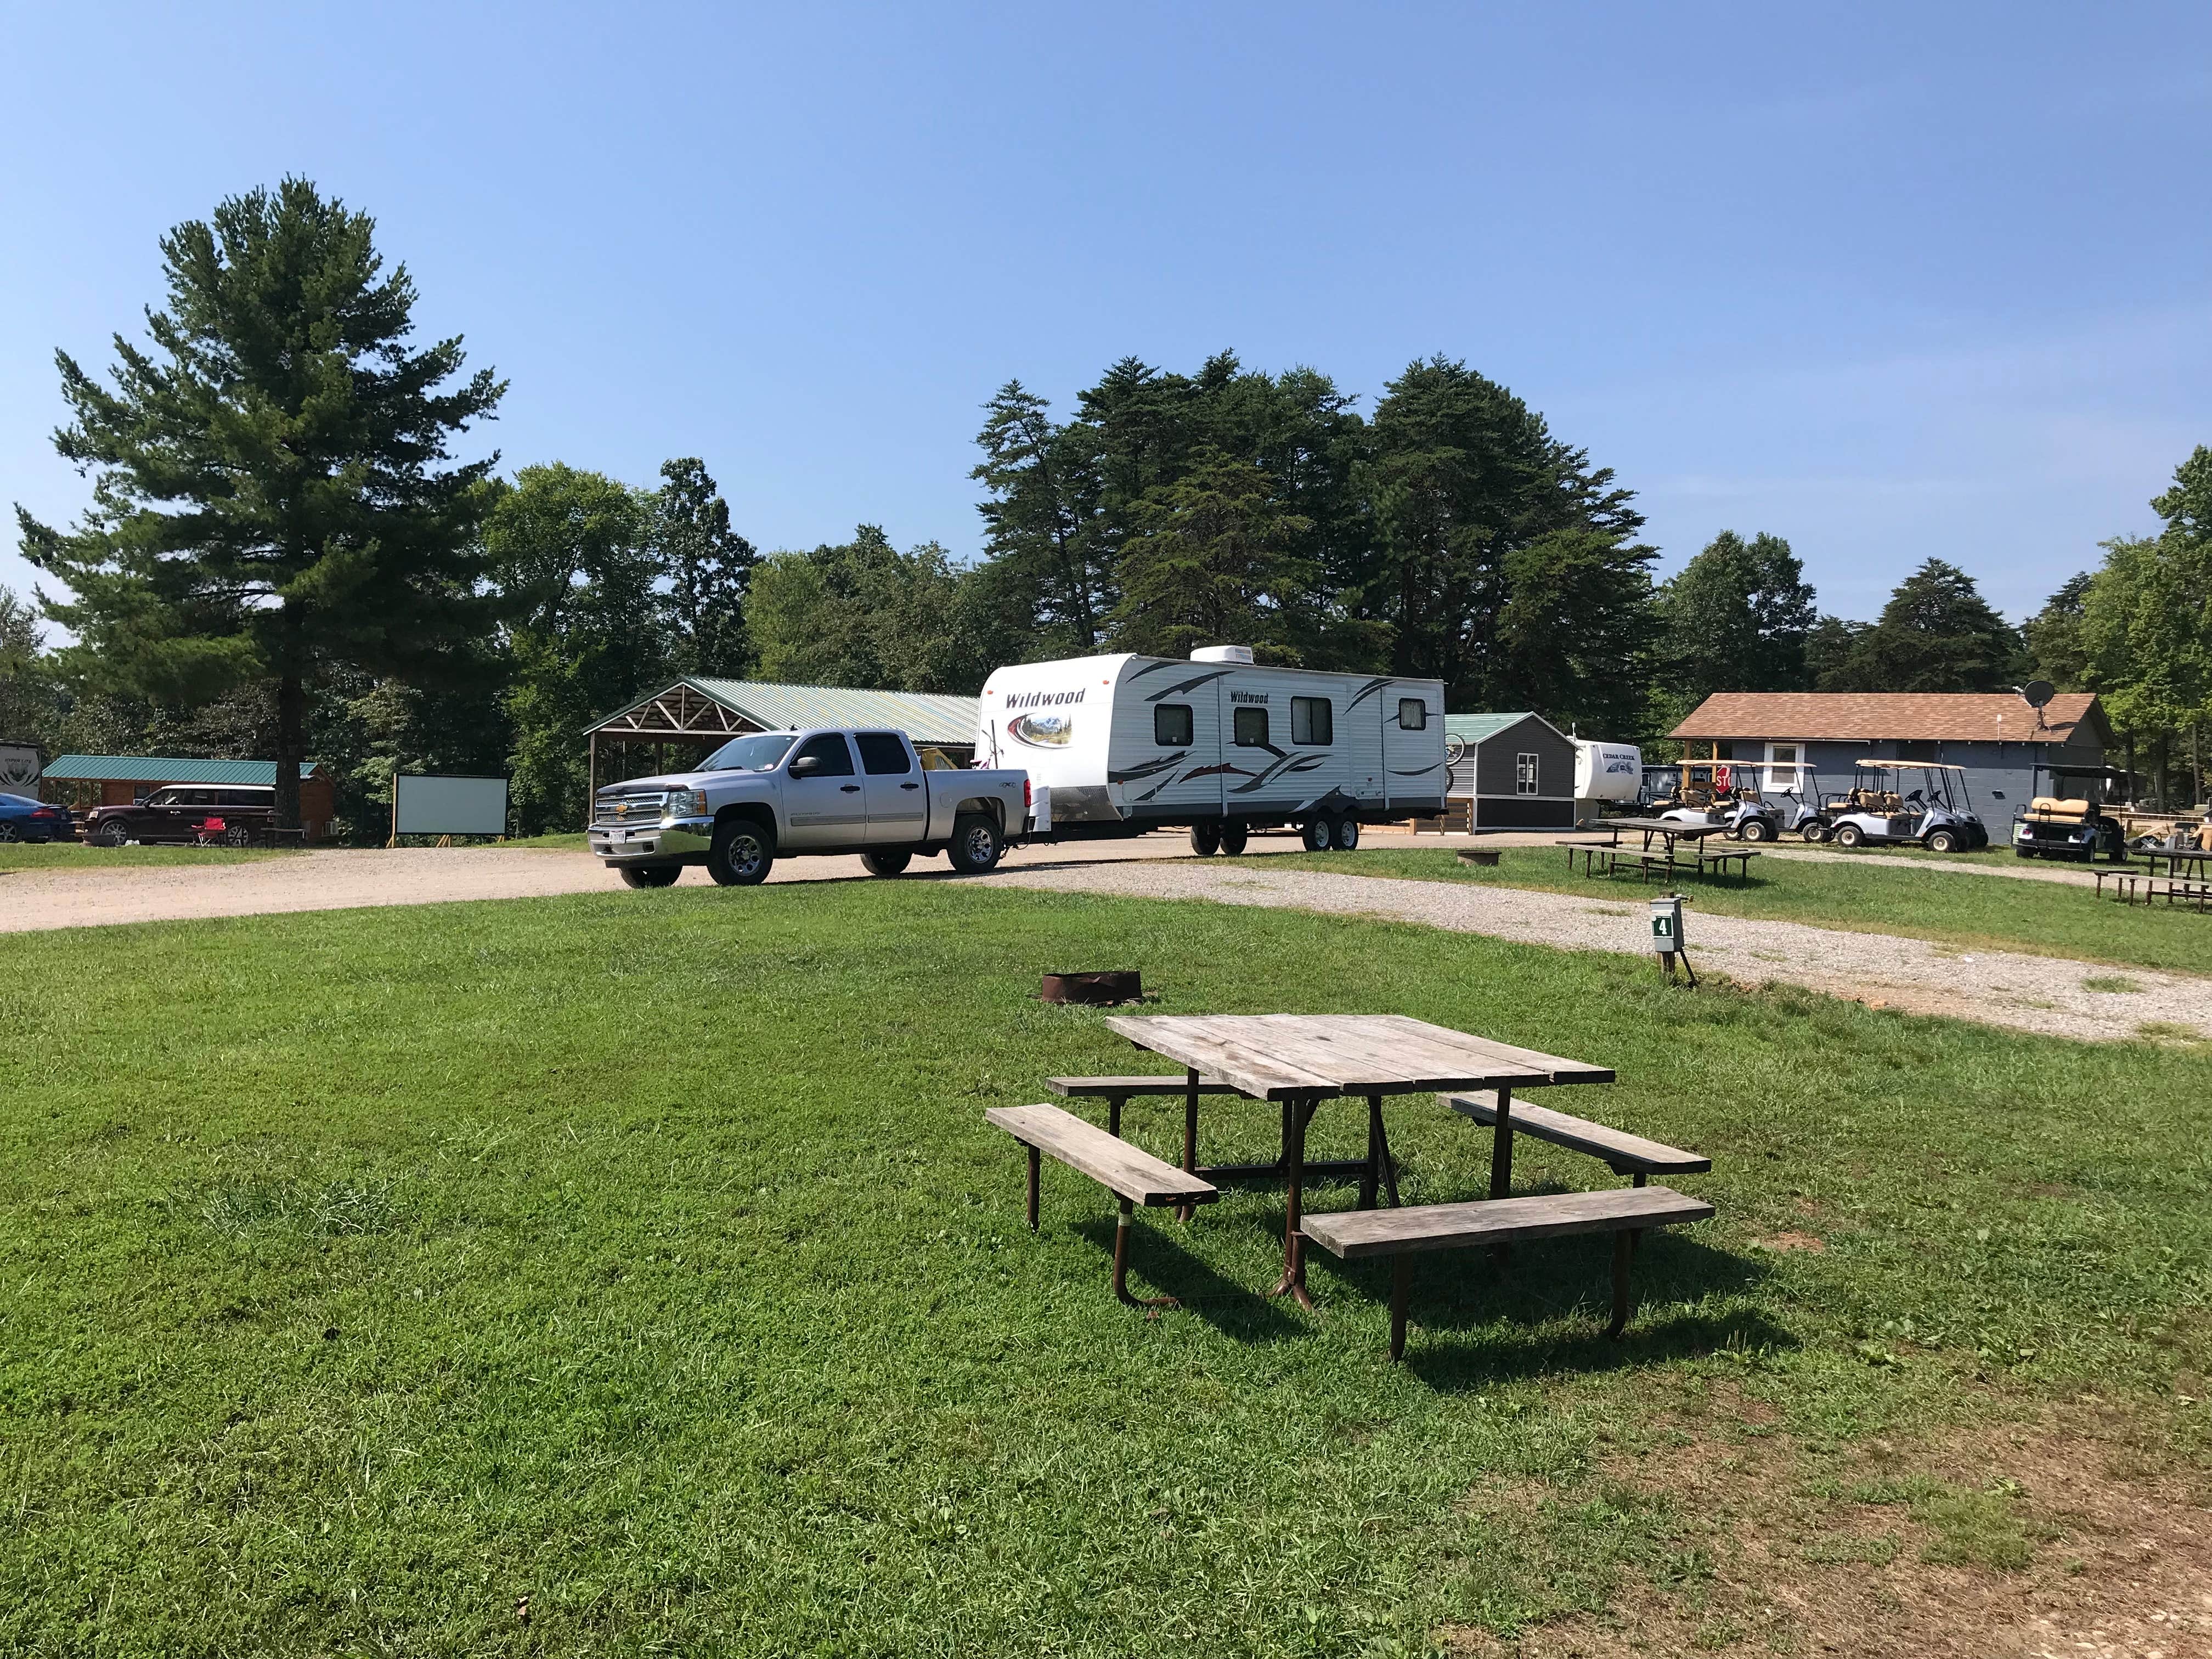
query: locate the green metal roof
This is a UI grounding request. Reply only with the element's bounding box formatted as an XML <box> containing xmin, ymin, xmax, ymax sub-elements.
<box><xmin>595</xmin><ymin>678</ymin><xmax>980</xmax><ymax>747</ymax></box>
<box><xmin>41</xmin><ymin>755</ymin><xmax>323</xmax><ymax>785</ymax></box>
<box><xmin>1444</xmin><ymin>712</ymin><xmax>1560</xmax><ymax>744</ymax></box>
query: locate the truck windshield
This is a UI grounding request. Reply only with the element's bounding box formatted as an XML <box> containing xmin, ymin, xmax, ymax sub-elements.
<box><xmin>701</xmin><ymin>733</ymin><xmax>799</xmax><ymax>772</ymax></box>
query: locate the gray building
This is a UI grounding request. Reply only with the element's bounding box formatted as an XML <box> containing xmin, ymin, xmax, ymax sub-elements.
<box><xmin>1444</xmin><ymin>712</ymin><xmax>1577</xmax><ymax>830</ymax></box>
<box><xmin>1669</xmin><ymin>692</ymin><xmax>2113</xmax><ymax>823</ymax></box>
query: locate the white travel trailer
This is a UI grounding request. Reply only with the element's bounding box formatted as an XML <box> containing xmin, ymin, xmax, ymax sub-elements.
<box><xmin>1573</xmin><ymin>739</ymin><xmax>1643</xmax><ymax>817</ymax></box>
<box><xmin>976</xmin><ymin>646</ymin><xmax>1447</xmax><ymax>852</ymax></box>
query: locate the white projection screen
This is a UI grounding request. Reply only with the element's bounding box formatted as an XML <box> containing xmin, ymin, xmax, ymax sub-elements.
<box><xmin>394</xmin><ymin>774</ymin><xmax>510</xmax><ymax>837</ymax></box>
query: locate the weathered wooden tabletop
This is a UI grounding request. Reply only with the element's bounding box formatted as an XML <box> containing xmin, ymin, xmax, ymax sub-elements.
<box><xmin>1102</xmin><ymin>1013</ymin><xmax>1613</xmax><ymax>1101</ymax></box>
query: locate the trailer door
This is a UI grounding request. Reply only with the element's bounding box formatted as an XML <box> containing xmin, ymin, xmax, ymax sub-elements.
<box><xmin>1383</xmin><ymin>684</ymin><xmax>1444</xmax><ymax>813</ymax></box>
<box><xmin>1116</xmin><ymin>675</ymin><xmax>1225</xmax><ymax>819</ymax></box>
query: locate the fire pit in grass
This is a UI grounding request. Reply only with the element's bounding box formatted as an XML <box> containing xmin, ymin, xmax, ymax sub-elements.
<box><xmin>1040</xmin><ymin>970</ymin><xmax>1143</xmax><ymax>1007</ymax></box>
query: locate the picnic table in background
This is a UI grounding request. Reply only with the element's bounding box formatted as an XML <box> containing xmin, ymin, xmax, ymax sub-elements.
<box><xmin>1101</xmin><ymin>1013</ymin><xmax>1612</xmax><ymax>1308</ymax></box>
<box><xmin>1560</xmin><ymin>816</ymin><xmax>1758</xmax><ymax>884</ymax></box>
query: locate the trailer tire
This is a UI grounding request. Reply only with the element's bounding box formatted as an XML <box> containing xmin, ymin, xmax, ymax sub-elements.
<box><xmin>860</xmin><ymin>850</ymin><xmax>912</xmax><ymax>877</ymax></box>
<box><xmin>947</xmin><ymin>814</ymin><xmax>1004</xmax><ymax>874</ymax></box>
<box><xmin>1332</xmin><ymin>817</ymin><xmax>1361</xmax><ymax>851</ymax></box>
<box><xmin>708</xmin><ymin>819</ymin><xmax>775</xmax><ymax>886</ymax></box>
<box><xmin>618</xmin><ymin>865</ymin><xmax>682</xmax><ymax>888</ymax></box>
<box><xmin>1301</xmin><ymin>819</ymin><xmax>1333</xmax><ymax>853</ymax></box>
<box><xmin>1217</xmin><ymin>820</ymin><xmax>1249</xmax><ymax>855</ymax></box>
<box><xmin>1189</xmin><ymin>821</ymin><xmax>1221</xmax><ymax>857</ymax></box>
<box><xmin>1925</xmin><ymin>828</ymin><xmax>1959</xmax><ymax>854</ymax></box>
<box><xmin>1833</xmin><ymin>822</ymin><xmax>1865</xmax><ymax>848</ymax></box>
<box><xmin>1740</xmin><ymin>817</ymin><xmax>1772</xmax><ymax>843</ymax></box>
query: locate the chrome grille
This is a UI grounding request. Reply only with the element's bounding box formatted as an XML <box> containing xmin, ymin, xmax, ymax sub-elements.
<box><xmin>592</xmin><ymin>792</ymin><xmax>665</xmax><ymax>829</ymax></box>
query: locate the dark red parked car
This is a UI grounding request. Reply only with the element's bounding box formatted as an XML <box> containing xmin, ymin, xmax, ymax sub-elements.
<box><xmin>85</xmin><ymin>785</ymin><xmax>279</xmax><ymax>847</ymax></box>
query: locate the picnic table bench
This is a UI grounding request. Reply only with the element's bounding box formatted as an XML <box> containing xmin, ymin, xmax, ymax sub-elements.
<box><xmin>985</xmin><ymin>1103</ymin><xmax>1217</xmax><ymax>1308</ymax></box>
<box><xmin>1559</xmin><ymin>821</ymin><xmax>1759</xmax><ymax>885</ymax></box>
<box><xmin>1443</xmin><ymin>1091</ymin><xmax>1709</xmax><ymax>1188</ymax></box>
<box><xmin>1301</xmin><ymin>1186</ymin><xmax>1715</xmax><ymax>1358</ymax></box>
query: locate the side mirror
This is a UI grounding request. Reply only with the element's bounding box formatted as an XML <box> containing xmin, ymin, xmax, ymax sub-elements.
<box><xmin>790</xmin><ymin>754</ymin><xmax>821</xmax><ymax>776</ymax></box>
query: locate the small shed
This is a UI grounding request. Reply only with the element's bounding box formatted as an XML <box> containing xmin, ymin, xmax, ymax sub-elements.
<box><xmin>1444</xmin><ymin>713</ymin><xmax>1577</xmax><ymax>831</ymax></box>
<box><xmin>40</xmin><ymin>755</ymin><xmax>336</xmax><ymax>839</ymax></box>
<box><xmin>586</xmin><ymin>677</ymin><xmax>981</xmax><ymax>794</ymax></box>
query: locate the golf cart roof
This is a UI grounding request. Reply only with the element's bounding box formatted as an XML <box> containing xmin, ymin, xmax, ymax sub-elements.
<box><xmin>1853</xmin><ymin>761</ymin><xmax>1971</xmax><ymax>774</ymax></box>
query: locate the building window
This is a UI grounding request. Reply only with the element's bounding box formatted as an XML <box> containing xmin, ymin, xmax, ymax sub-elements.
<box><xmin>1233</xmin><ymin>706</ymin><xmax>1271</xmax><ymax>747</ymax></box>
<box><xmin>1397</xmin><ymin>698</ymin><xmax>1427</xmax><ymax>730</ymax></box>
<box><xmin>1516</xmin><ymin>753</ymin><xmax>1540</xmax><ymax>794</ymax></box>
<box><xmin>1154</xmin><ymin>703</ymin><xmax>1193</xmax><ymax>747</ymax></box>
<box><xmin>1290</xmin><ymin>696</ymin><xmax>1333</xmax><ymax>746</ymax></box>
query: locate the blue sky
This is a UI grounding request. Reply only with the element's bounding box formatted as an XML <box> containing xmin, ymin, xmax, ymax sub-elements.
<box><xmin>3</xmin><ymin>3</ymin><xmax>2207</xmax><ymax>634</ymax></box>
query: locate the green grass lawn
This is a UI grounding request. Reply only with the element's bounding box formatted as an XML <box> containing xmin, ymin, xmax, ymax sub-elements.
<box><xmin>0</xmin><ymin>840</ymin><xmax>295</xmax><ymax>872</ymax></box>
<box><xmin>3</xmin><ymin>880</ymin><xmax>2208</xmax><ymax>1655</ymax></box>
<box><xmin>1255</xmin><ymin>845</ymin><xmax>2212</xmax><ymax>977</ymax></box>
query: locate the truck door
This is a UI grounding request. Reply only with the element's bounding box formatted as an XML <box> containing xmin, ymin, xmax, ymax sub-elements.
<box><xmin>782</xmin><ymin>733</ymin><xmax>868</xmax><ymax>848</ymax></box>
<box><xmin>854</xmin><ymin>731</ymin><xmax>927</xmax><ymax>845</ymax></box>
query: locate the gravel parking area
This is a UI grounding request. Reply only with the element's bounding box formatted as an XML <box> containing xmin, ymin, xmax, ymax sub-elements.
<box><xmin>985</xmin><ymin>860</ymin><xmax>2209</xmax><ymax>1044</ymax></box>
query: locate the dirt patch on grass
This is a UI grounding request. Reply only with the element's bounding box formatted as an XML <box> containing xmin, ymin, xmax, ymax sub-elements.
<box><xmin>1445</xmin><ymin>1394</ymin><xmax>2212</xmax><ymax>1657</ymax></box>
<box><xmin>1754</xmin><ymin>1231</ymin><xmax>1828</xmax><ymax>1253</ymax></box>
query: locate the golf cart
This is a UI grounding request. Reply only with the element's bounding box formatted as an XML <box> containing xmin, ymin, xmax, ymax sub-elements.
<box><xmin>1646</xmin><ymin>760</ymin><xmax>1786</xmax><ymax>842</ymax></box>
<box><xmin>1818</xmin><ymin>763</ymin><xmax>1990</xmax><ymax>852</ymax></box>
<box><xmin>2011</xmin><ymin>764</ymin><xmax>2131</xmax><ymax>862</ymax></box>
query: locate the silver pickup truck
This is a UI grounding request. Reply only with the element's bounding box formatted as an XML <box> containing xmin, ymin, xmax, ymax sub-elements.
<box><xmin>588</xmin><ymin>727</ymin><xmax>1030</xmax><ymax>888</ymax></box>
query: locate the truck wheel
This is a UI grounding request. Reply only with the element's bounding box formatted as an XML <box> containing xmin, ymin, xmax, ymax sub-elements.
<box><xmin>618</xmin><ymin>866</ymin><xmax>681</xmax><ymax>888</ymax></box>
<box><xmin>947</xmin><ymin>814</ymin><xmax>1003</xmax><ymax>874</ymax></box>
<box><xmin>1301</xmin><ymin>819</ymin><xmax>1332</xmax><ymax>852</ymax></box>
<box><xmin>1333</xmin><ymin>817</ymin><xmax>1361</xmax><ymax>851</ymax></box>
<box><xmin>1217</xmin><ymin>820</ymin><xmax>1249</xmax><ymax>855</ymax></box>
<box><xmin>860</xmin><ymin>850</ymin><xmax>912</xmax><ymax>877</ymax></box>
<box><xmin>1833</xmin><ymin>822</ymin><xmax>1864</xmax><ymax>848</ymax></box>
<box><xmin>95</xmin><ymin>820</ymin><xmax>131</xmax><ymax>848</ymax></box>
<box><xmin>1925</xmin><ymin>828</ymin><xmax>1959</xmax><ymax>854</ymax></box>
<box><xmin>1189</xmin><ymin>821</ymin><xmax>1221</xmax><ymax>857</ymax></box>
<box><xmin>708</xmin><ymin>820</ymin><xmax>774</xmax><ymax>886</ymax></box>
<box><xmin>1740</xmin><ymin>817</ymin><xmax>1772</xmax><ymax>843</ymax></box>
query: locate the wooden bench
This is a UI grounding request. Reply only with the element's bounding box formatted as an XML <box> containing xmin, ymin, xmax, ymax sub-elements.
<box><xmin>1046</xmin><ymin>1074</ymin><xmax>1238</xmax><ymax>1139</ymax></box>
<box><xmin>1301</xmin><ymin>1186</ymin><xmax>1716</xmax><ymax>1358</ymax></box>
<box><xmin>1695</xmin><ymin>847</ymin><xmax>1759</xmax><ymax>883</ymax></box>
<box><xmin>1443</xmin><ymin>1092</ymin><xmax>1709</xmax><ymax>1187</ymax></box>
<box><xmin>986</xmin><ymin>1103</ymin><xmax>1219</xmax><ymax>1308</ymax></box>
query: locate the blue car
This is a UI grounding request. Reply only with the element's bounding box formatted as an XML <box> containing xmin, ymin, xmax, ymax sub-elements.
<box><xmin>0</xmin><ymin>792</ymin><xmax>74</xmax><ymax>843</ymax></box>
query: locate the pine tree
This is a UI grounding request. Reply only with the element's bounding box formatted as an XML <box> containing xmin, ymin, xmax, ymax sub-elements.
<box><xmin>15</xmin><ymin>178</ymin><xmax>505</xmax><ymax>827</ymax></box>
<box><xmin>1826</xmin><ymin>559</ymin><xmax>2021</xmax><ymax>691</ymax></box>
<box><xmin>657</xmin><ymin>458</ymin><xmax>757</xmax><ymax>676</ymax></box>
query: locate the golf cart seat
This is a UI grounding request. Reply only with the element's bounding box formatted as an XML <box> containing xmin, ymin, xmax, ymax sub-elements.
<box><xmin>2032</xmin><ymin>797</ymin><xmax>2090</xmax><ymax>817</ymax></box>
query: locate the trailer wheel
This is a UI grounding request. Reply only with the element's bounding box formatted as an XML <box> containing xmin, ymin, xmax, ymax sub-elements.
<box><xmin>707</xmin><ymin>820</ymin><xmax>775</xmax><ymax>886</ymax></box>
<box><xmin>860</xmin><ymin>850</ymin><xmax>912</xmax><ymax>877</ymax></box>
<box><xmin>618</xmin><ymin>865</ymin><xmax>681</xmax><ymax>888</ymax></box>
<box><xmin>1301</xmin><ymin>819</ymin><xmax>1332</xmax><ymax>853</ymax></box>
<box><xmin>1333</xmin><ymin>817</ymin><xmax>1361</xmax><ymax>851</ymax></box>
<box><xmin>1217</xmin><ymin>820</ymin><xmax>1249</xmax><ymax>855</ymax></box>
<box><xmin>1189</xmin><ymin>821</ymin><xmax>1221</xmax><ymax>857</ymax></box>
<box><xmin>947</xmin><ymin>814</ymin><xmax>1004</xmax><ymax>874</ymax></box>
<box><xmin>1833</xmin><ymin>822</ymin><xmax>1865</xmax><ymax>849</ymax></box>
<box><xmin>1740</xmin><ymin>817</ymin><xmax>1772</xmax><ymax>843</ymax></box>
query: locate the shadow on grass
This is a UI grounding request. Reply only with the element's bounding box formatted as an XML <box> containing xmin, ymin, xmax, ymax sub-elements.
<box><xmin>1305</xmin><ymin>1228</ymin><xmax>1785</xmax><ymax>1387</ymax></box>
<box><xmin>1069</xmin><ymin>1215</ymin><xmax>1307</xmax><ymax>1343</ymax></box>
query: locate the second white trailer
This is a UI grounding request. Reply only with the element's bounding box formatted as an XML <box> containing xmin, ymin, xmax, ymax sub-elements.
<box><xmin>977</xmin><ymin>646</ymin><xmax>1447</xmax><ymax>848</ymax></box>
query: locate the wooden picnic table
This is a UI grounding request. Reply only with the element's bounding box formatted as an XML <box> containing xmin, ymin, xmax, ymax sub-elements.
<box><xmin>2137</xmin><ymin>847</ymin><xmax>2212</xmax><ymax>879</ymax></box>
<box><xmin>1102</xmin><ymin>1013</ymin><xmax>1613</xmax><ymax>1307</ymax></box>
<box><xmin>1561</xmin><ymin>818</ymin><xmax>1758</xmax><ymax>885</ymax></box>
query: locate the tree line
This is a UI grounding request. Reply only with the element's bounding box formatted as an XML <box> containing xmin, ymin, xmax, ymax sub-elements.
<box><xmin>5</xmin><ymin>179</ymin><xmax>2208</xmax><ymax>834</ymax></box>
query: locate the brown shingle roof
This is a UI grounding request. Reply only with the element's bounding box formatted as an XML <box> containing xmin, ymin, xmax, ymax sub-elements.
<box><xmin>1671</xmin><ymin>692</ymin><xmax>2108</xmax><ymax>747</ymax></box>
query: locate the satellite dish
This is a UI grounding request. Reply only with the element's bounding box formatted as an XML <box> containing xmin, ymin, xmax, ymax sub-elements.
<box><xmin>2017</xmin><ymin>680</ymin><xmax>2055</xmax><ymax>710</ymax></box>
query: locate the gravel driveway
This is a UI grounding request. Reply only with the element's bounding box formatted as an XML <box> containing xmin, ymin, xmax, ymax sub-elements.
<box><xmin>984</xmin><ymin>860</ymin><xmax>2208</xmax><ymax>1044</ymax></box>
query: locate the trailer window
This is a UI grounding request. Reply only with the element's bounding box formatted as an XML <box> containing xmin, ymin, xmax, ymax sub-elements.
<box><xmin>1233</xmin><ymin>706</ymin><xmax>1271</xmax><ymax>747</ymax></box>
<box><xmin>1291</xmin><ymin>696</ymin><xmax>1333</xmax><ymax>746</ymax></box>
<box><xmin>1154</xmin><ymin>704</ymin><xmax>1193</xmax><ymax>747</ymax></box>
<box><xmin>1397</xmin><ymin>698</ymin><xmax>1426</xmax><ymax>730</ymax></box>
<box><xmin>1516</xmin><ymin>753</ymin><xmax>1540</xmax><ymax>795</ymax></box>
<box><xmin>855</xmin><ymin>732</ymin><xmax>912</xmax><ymax>775</ymax></box>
